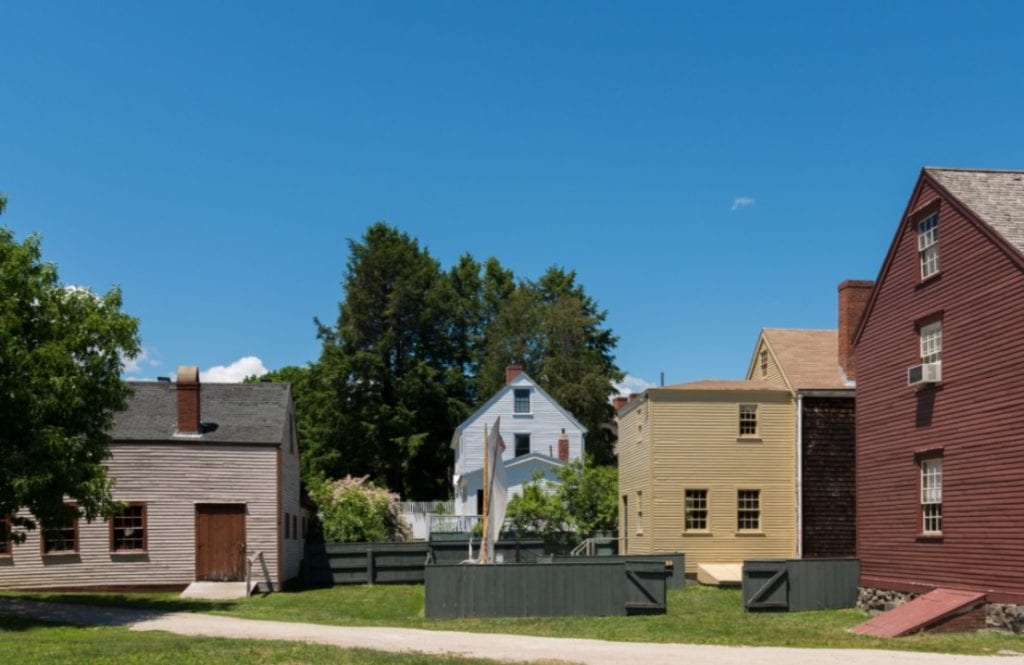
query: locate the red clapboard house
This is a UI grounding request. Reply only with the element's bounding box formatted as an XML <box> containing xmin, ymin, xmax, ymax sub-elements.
<box><xmin>855</xmin><ymin>167</ymin><xmax>1024</xmax><ymax>616</ymax></box>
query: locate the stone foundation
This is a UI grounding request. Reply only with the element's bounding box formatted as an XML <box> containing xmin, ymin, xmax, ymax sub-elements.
<box><xmin>857</xmin><ymin>587</ymin><xmax>918</xmax><ymax>615</ymax></box>
<box><xmin>859</xmin><ymin>587</ymin><xmax>1024</xmax><ymax>634</ymax></box>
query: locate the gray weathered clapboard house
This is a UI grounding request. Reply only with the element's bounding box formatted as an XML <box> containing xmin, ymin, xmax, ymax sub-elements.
<box><xmin>0</xmin><ymin>366</ymin><xmax>303</xmax><ymax>592</ymax></box>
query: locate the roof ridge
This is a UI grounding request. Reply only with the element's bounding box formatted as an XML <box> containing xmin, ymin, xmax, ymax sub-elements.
<box><xmin>763</xmin><ymin>327</ymin><xmax>837</xmax><ymax>333</ymax></box>
<box><xmin>925</xmin><ymin>166</ymin><xmax>1024</xmax><ymax>175</ymax></box>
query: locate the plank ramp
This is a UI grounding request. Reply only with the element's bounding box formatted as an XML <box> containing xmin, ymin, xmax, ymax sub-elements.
<box><xmin>696</xmin><ymin>563</ymin><xmax>742</xmax><ymax>586</ymax></box>
<box><xmin>850</xmin><ymin>588</ymin><xmax>986</xmax><ymax>637</ymax></box>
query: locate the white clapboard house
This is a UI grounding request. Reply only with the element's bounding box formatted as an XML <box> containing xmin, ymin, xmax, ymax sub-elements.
<box><xmin>0</xmin><ymin>367</ymin><xmax>304</xmax><ymax>593</ymax></box>
<box><xmin>449</xmin><ymin>365</ymin><xmax>587</xmax><ymax>517</ymax></box>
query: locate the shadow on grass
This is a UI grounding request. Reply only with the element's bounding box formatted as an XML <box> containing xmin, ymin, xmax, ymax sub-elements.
<box><xmin>0</xmin><ymin>592</ymin><xmax>240</xmax><ymax>616</ymax></box>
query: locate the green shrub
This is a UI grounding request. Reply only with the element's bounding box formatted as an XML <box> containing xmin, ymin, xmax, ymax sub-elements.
<box><xmin>309</xmin><ymin>475</ymin><xmax>411</xmax><ymax>543</ymax></box>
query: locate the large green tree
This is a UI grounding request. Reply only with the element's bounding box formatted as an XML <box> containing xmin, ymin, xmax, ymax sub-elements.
<box><xmin>478</xmin><ymin>267</ymin><xmax>623</xmax><ymax>464</ymax></box>
<box><xmin>312</xmin><ymin>223</ymin><xmax>468</xmax><ymax>498</ymax></box>
<box><xmin>0</xmin><ymin>224</ymin><xmax>140</xmax><ymax>539</ymax></box>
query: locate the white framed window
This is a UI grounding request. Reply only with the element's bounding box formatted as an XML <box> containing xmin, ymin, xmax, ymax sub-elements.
<box><xmin>737</xmin><ymin>490</ymin><xmax>761</xmax><ymax>531</ymax></box>
<box><xmin>684</xmin><ymin>489</ymin><xmax>708</xmax><ymax>531</ymax></box>
<box><xmin>921</xmin><ymin>457</ymin><xmax>943</xmax><ymax>534</ymax></box>
<box><xmin>513</xmin><ymin>388</ymin><xmax>531</xmax><ymax>414</ymax></box>
<box><xmin>920</xmin><ymin>321</ymin><xmax>942</xmax><ymax>364</ymax></box>
<box><xmin>918</xmin><ymin>213</ymin><xmax>940</xmax><ymax>279</ymax></box>
<box><xmin>739</xmin><ymin>404</ymin><xmax>758</xmax><ymax>436</ymax></box>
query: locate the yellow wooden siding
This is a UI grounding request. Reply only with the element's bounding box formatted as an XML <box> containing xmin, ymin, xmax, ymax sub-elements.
<box><xmin>648</xmin><ymin>390</ymin><xmax>796</xmax><ymax>572</ymax></box>
<box><xmin>0</xmin><ymin>443</ymin><xmax>282</xmax><ymax>590</ymax></box>
<box><xmin>616</xmin><ymin>398</ymin><xmax>653</xmax><ymax>554</ymax></box>
<box><xmin>748</xmin><ymin>338</ymin><xmax>788</xmax><ymax>387</ymax></box>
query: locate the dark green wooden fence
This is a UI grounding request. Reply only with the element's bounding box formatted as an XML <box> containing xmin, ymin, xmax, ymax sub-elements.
<box><xmin>305</xmin><ymin>539</ymin><xmax>567</xmax><ymax>586</ymax></box>
<box><xmin>424</xmin><ymin>559</ymin><xmax>671</xmax><ymax>618</ymax></box>
<box><xmin>554</xmin><ymin>553</ymin><xmax>685</xmax><ymax>589</ymax></box>
<box><xmin>742</xmin><ymin>558</ymin><xmax>860</xmax><ymax>612</ymax></box>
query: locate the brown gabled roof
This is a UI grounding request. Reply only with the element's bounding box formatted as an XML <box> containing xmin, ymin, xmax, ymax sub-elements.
<box><xmin>925</xmin><ymin>168</ymin><xmax>1024</xmax><ymax>254</ymax></box>
<box><xmin>657</xmin><ymin>379</ymin><xmax>789</xmax><ymax>392</ymax></box>
<box><xmin>762</xmin><ymin>328</ymin><xmax>849</xmax><ymax>390</ymax></box>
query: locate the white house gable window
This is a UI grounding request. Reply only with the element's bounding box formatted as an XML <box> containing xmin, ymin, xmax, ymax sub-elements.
<box><xmin>920</xmin><ymin>321</ymin><xmax>942</xmax><ymax>364</ymax></box>
<box><xmin>513</xmin><ymin>388</ymin><xmax>531</xmax><ymax>414</ymax></box>
<box><xmin>918</xmin><ymin>213</ymin><xmax>939</xmax><ymax>279</ymax></box>
<box><xmin>921</xmin><ymin>457</ymin><xmax>943</xmax><ymax>534</ymax></box>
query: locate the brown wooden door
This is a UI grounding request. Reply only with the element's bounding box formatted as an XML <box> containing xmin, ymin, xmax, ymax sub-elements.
<box><xmin>195</xmin><ymin>504</ymin><xmax>246</xmax><ymax>581</ymax></box>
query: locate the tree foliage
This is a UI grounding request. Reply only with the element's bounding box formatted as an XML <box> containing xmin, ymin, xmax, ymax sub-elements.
<box><xmin>308</xmin><ymin>474</ymin><xmax>411</xmax><ymax>543</ymax></box>
<box><xmin>505</xmin><ymin>457</ymin><xmax>618</xmax><ymax>539</ymax></box>
<box><xmin>0</xmin><ymin>226</ymin><xmax>140</xmax><ymax>539</ymax></box>
<box><xmin>276</xmin><ymin>222</ymin><xmax>622</xmax><ymax>499</ymax></box>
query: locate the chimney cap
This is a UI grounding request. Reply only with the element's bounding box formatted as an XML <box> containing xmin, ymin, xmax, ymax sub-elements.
<box><xmin>177</xmin><ymin>366</ymin><xmax>199</xmax><ymax>384</ymax></box>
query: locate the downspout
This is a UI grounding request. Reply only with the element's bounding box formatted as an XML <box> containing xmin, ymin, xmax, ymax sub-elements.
<box><xmin>796</xmin><ymin>392</ymin><xmax>803</xmax><ymax>559</ymax></box>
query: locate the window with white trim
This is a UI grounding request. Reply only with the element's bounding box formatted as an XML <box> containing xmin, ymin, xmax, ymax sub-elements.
<box><xmin>918</xmin><ymin>213</ymin><xmax>939</xmax><ymax>279</ymax></box>
<box><xmin>513</xmin><ymin>389</ymin><xmax>531</xmax><ymax>414</ymax></box>
<box><xmin>737</xmin><ymin>490</ymin><xmax>761</xmax><ymax>531</ymax></box>
<box><xmin>921</xmin><ymin>457</ymin><xmax>943</xmax><ymax>534</ymax></box>
<box><xmin>739</xmin><ymin>404</ymin><xmax>758</xmax><ymax>436</ymax></box>
<box><xmin>920</xmin><ymin>321</ymin><xmax>942</xmax><ymax>364</ymax></box>
<box><xmin>684</xmin><ymin>489</ymin><xmax>708</xmax><ymax>531</ymax></box>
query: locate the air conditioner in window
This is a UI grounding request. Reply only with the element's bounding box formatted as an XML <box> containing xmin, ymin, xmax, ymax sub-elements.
<box><xmin>908</xmin><ymin>362</ymin><xmax>942</xmax><ymax>386</ymax></box>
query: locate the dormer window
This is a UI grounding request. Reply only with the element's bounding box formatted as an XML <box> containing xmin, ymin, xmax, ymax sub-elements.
<box><xmin>513</xmin><ymin>389</ymin><xmax>531</xmax><ymax>414</ymax></box>
<box><xmin>918</xmin><ymin>213</ymin><xmax>939</xmax><ymax>279</ymax></box>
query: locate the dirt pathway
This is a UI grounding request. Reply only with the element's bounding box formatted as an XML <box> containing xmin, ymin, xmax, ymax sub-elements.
<box><xmin>0</xmin><ymin>598</ymin><xmax>1019</xmax><ymax>665</ymax></box>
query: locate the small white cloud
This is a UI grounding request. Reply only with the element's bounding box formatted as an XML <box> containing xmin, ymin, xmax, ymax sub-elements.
<box><xmin>200</xmin><ymin>356</ymin><xmax>268</xmax><ymax>383</ymax></box>
<box><xmin>612</xmin><ymin>374</ymin><xmax>656</xmax><ymax>399</ymax></box>
<box><xmin>122</xmin><ymin>347</ymin><xmax>161</xmax><ymax>375</ymax></box>
<box><xmin>731</xmin><ymin>196</ymin><xmax>756</xmax><ymax>211</ymax></box>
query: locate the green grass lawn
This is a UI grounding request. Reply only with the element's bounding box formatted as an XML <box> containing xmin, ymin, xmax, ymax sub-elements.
<box><xmin>0</xmin><ymin>615</ymin><xmax>555</xmax><ymax>665</ymax></box>
<box><xmin>4</xmin><ymin>584</ymin><xmax>1024</xmax><ymax>656</ymax></box>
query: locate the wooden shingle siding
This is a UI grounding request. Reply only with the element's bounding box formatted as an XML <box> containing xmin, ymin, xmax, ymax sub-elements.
<box><xmin>801</xmin><ymin>396</ymin><xmax>856</xmax><ymax>558</ymax></box>
<box><xmin>0</xmin><ymin>443</ymin><xmax>280</xmax><ymax>591</ymax></box>
<box><xmin>857</xmin><ymin>174</ymin><xmax>1024</xmax><ymax>602</ymax></box>
<box><xmin>279</xmin><ymin>412</ymin><xmax>304</xmax><ymax>584</ymax></box>
<box><xmin>649</xmin><ymin>390</ymin><xmax>796</xmax><ymax>572</ymax></box>
<box><xmin>616</xmin><ymin>399</ymin><xmax>651</xmax><ymax>554</ymax></box>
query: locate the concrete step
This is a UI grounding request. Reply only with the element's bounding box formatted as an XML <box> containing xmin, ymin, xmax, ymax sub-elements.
<box><xmin>179</xmin><ymin>581</ymin><xmax>255</xmax><ymax>600</ymax></box>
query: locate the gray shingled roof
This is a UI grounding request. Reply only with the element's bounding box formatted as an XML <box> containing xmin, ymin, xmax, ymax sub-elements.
<box><xmin>110</xmin><ymin>381</ymin><xmax>291</xmax><ymax>445</ymax></box>
<box><xmin>926</xmin><ymin>168</ymin><xmax>1024</xmax><ymax>253</ymax></box>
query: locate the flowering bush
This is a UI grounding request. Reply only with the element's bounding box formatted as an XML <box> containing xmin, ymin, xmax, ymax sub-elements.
<box><xmin>309</xmin><ymin>474</ymin><xmax>411</xmax><ymax>543</ymax></box>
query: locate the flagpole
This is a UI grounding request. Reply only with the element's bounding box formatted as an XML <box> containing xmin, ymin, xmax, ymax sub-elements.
<box><xmin>481</xmin><ymin>422</ymin><xmax>489</xmax><ymax>563</ymax></box>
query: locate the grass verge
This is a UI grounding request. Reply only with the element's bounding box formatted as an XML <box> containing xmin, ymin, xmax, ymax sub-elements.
<box><xmin>3</xmin><ymin>585</ymin><xmax>1023</xmax><ymax>655</ymax></box>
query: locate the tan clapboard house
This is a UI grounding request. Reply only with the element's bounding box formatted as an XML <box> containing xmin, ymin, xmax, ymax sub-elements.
<box><xmin>618</xmin><ymin>283</ymin><xmax>866</xmax><ymax>577</ymax></box>
<box><xmin>0</xmin><ymin>367</ymin><xmax>304</xmax><ymax>592</ymax></box>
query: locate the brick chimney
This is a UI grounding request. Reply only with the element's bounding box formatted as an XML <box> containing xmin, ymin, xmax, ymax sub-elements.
<box><xmin>505</xmin><ymin>364</ymin><xmax>524</xmax><ymax>385</ymax></box>
<box><xmin>612</xmin><ymin>395</ymin><xmax>629</xmax><ymax>412</ymax></box>
<box><xmin>176</xmin><ymin>366</ymin><xmax>201</xmax><ymax>434</ymax></box>
<box><xmin>557</xmin><ymin>429</ymin><xmax>569</xmax><ymax>462</ymax></box>
<box><xmin>838</xmin><ymin>280</ymin><xmax>874</xmax><ymax>380</ymax></box>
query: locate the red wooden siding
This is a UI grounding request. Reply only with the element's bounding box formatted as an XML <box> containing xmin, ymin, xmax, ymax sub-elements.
<box><xmin>856</xmin><ymin>175</ymin><xmax>1024</xmax><ymax>602</ymax></box>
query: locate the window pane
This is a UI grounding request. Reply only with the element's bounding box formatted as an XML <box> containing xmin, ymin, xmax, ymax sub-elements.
<box><xmin>112</xmin><ymin>504</ymin><xmax>146</xmax><ymax>552</ymax></box>
<box><xmin>513</xmin><ymin>389</ymin><xmax>530</xmax><ymax>414</ymax></box>
<box><xmin>514</xmin><ymin>433</ymin><xmax>530</xmax><ymax>457</ymax></box>
<box><xmin>739</xmin><ymin>405</ymin><xmax>758</xmax><ymax>436</ymax></box>
<box><xmin>684</xmin><ymin>490</ymin><xmax>708</xmax><ymax>531</ymax></box>
<box><xmin>737</xmin><ymin>489</ymin><xmax>761</xmax><ymax>530</ymax></box>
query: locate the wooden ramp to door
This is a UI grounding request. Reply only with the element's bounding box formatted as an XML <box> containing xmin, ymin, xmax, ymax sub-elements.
<box><xmin>195</xmin><ymin>504</ymin><xmax>247</xmax><ymax>582</ymax></box>
<box><xmin>850</xmin><ymin>588</ymin><xmax>987</xmax><ymax>637</ymax></box>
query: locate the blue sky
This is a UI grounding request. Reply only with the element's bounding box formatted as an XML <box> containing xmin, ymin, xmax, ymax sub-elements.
<box><xmin>3</xmin><ymin>2</ymin><xmax>1023</xmax><ymax>389</ymax></box>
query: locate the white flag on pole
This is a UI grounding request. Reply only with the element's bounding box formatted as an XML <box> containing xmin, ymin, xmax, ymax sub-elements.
<box><xmin>484</xmin><ymin>416</ymin><xmax>509</xmax><ymax>562</ymax></box>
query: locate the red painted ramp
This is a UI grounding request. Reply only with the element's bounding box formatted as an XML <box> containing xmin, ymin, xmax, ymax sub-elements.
<box><xmin>850</xmin><ymin>588</ymin><xmax>987</xmax><ymax>637</ymax></box>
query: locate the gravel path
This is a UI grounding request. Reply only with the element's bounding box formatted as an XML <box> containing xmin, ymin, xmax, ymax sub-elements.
<box><xmin>1</xmin><ymin>598</ymin><xmax>1021</xmax><ymax>665</ymax></box>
